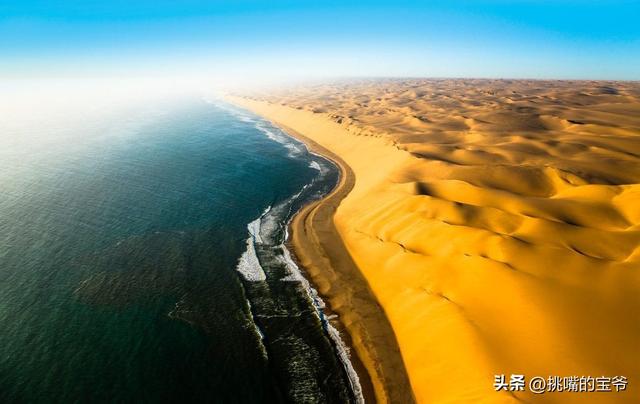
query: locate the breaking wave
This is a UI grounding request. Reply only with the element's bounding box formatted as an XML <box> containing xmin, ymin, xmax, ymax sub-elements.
<box><xmin>235</xmin><ymin>206</ymin><xmax>270</xmax><ymax>282</ymax></box>
<box><xmin>218</xmin><ymin>98</ymin><xmax>364</xmax><ymax>403</ymax></box>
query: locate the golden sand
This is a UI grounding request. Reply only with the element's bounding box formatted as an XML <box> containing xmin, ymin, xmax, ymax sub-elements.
<box><xmin>228</xmin><ymin>79</ymin><xmax>640</xmax><ymax>403</ymax></box>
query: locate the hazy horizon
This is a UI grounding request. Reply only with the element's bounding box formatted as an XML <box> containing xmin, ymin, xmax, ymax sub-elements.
<box><xmin>2</xmin><ymin>1</ymin><xmax>639</xmax><ymax>84</ymax></box>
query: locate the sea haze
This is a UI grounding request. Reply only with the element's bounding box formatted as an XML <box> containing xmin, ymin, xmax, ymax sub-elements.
<box><xmin>0</xmin><ymin>94</ymin><xmax>356</xmax><ymax>402</ymax></box>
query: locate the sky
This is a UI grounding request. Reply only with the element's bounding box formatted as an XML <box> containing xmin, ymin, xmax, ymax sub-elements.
<box><xmin>1</xmin><ymin>0</ymin><xmax>639</xmax><ymax>84</ymax></box>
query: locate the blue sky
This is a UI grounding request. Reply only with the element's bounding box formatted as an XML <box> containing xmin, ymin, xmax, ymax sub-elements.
<box><xmin>1</xmin><ymin>1</ymin><xmax>639</xmax><ymax>81</ymax></box>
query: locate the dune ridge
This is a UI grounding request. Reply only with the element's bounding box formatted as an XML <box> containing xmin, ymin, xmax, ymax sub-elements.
<box><xmin>228</xmin><ymin>79</ymin><xmax>640</xmax><ymax>403</ymax></box>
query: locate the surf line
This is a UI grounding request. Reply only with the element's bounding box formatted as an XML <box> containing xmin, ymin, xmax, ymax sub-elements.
<box><xmin>233</xmin><ymin>115</ymin><xmax>364</xmax><ymax>404</ymax></box>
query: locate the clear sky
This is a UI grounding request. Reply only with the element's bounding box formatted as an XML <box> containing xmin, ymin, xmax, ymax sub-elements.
<box><xmin>1</xmin><ymin>0</ymin><xmax>639</xmax><ymax>83</ymax></box>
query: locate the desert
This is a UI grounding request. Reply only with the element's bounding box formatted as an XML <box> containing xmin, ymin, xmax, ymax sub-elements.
<box><xmin>230</xmin><ymin>79</ymin><xmax>640</xmax><ymax>403</ymax></box>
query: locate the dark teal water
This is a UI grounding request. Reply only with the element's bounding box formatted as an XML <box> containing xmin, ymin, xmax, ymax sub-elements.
<box><xmin>0</xmin><ymin>97</ymin><xmax>357</xmax><ymax>403</ymax></box>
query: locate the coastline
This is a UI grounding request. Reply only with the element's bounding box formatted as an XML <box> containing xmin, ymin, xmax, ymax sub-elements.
<box><xmin>227</xmin><ymin>81</ymin><xmax>640</xmax><ymax>404</ymax></box>
<box><xmin>221</xmin><ymin>104</ymin><xmax>363</xmax><ymax>402</ymax></box>
<box><xmin>227</xmin><ymin>96</ymin><xmax>415</xmax><ymax>403</ymax></box>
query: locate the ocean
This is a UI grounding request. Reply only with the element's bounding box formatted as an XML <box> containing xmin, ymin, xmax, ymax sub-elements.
<box><xmin>0</xmin><ymin>95</ymin><xmax>360</xmax><ymax>403</ymax></box>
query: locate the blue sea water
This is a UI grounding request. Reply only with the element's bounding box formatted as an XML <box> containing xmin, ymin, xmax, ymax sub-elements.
<box><xmin>0</xmin><ymin>96</ymin><xmax>357</xmax><ymax>403</ymax></box>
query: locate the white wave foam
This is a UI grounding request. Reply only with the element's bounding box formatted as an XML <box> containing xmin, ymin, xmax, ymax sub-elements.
<box><xmin>278</xmin><ymin>244</ymin><xmax>363</xmax><ymax>403</ymax></box>
<box><xmin>206</xmin><ymin>99</ymin><xmax>311</xmax><ymax>160</ymax></box>
<box><xmin>327</xmin><ymin>322</ymin><xmax>364</xmax><ymax>403</ymax></box>
<box><xmin>255</xmin><ymin>121</ymin><xmax>305</xmax><ymax>158</ymax></box>
<box><xmin>259</xmin><ymin>182</ymin><xmax>313</xmax><ymax>245</ymax></box>
<box><xmin>247</xmin><ymin>207</ymin><xmax>268</xmax><ymax>244</ymax></box>
<box><xmin>235</xmin><ymin>207</ymin><xmax>271</xmax><ymax>282</ymax></box>
<box><xmin>245</xmin><ymin>298</ymin><xmax>269</xmax><ymax>360</ymax></box>
<box><xmin>309</xmin><ymin>160</ymin><xmax>321</xmax><ymax>171</ymax></box>
<box><xmin>236</xmin><ymin>236</ymin><xmax>266</xmax><ymax>282</ymax></box>
<box><xmin>237</xmin><ymin>115</ymin><xmax>255</xmax><ymax>123</ymax></box>
<box><xmin>209</xmin><ymin>100</ymin><xmax>361</xmax><ymax>400</ymax></box>
<box><xmin>259</xmin><ymin>202</ymin><xmax>287</xmax><ymax>245</ymax></box>
<box><xmin>271</xmin><ymin>176</ymin><xmax>364</xmax><ymax>401</ymax></box>
<box><xmin>204</xmin><ymin>98</ymin><xmax>257</xmax><ymax>124</ymax></box>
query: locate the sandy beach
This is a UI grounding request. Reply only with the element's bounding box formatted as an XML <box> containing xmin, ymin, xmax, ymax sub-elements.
<box><xmin>279</xmin><ymin>124</ymin><xmax>415</xmax><ymax>403</ymax></box>
<box><xmin>228</xmin><ymin>79</ymin><xmax>640</xmax><ymax>403</ymax></box>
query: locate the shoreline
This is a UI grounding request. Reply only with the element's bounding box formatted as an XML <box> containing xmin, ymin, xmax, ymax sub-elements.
<box><xmin>227</xmin><ymin>95</ymin><xmax>414</xmax><ymax>403</ymax></box>
<box><xmin>281</xmin><ymin>125</ymin><xmax>414</xmax><ymax>404</ymax></box>
<box><xmin>227</xmin><ymin>111</ymin><xmax>363</xmax><ymax>401</ymax></box>
<box><xmin>226</xmin><ymin>80</ymin><xmax>640</xmax><ymax>403</ymax></box>
<box><xmin>282</xmin><ymin>131</ymin><xmax>376</xmax><ymax>403</ymax></box>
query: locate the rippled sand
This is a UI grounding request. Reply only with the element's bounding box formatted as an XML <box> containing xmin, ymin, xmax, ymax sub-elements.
<box><xmin>230</xmin><ymin>79</ymin><xmax>640</xmax><ymax>403</ymax></box>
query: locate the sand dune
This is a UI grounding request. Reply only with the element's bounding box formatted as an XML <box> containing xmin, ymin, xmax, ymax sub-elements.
<box><xmin>229</xmin><ymin>79</ymin><xmax>640</xmax><ymax>403</ymax></box>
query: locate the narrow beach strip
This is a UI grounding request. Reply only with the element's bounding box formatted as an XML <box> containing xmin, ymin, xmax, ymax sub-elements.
<box><xmin>227</xmin><ymin>95</ymin><xmax>415</xmax><ymax>404</ymax></box>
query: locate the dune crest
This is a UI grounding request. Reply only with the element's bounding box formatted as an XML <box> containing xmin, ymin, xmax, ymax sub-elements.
<box><xmin>229</xmin><ymin>79</ymin><xmax>640</xmax><ymax>403</ymax></box>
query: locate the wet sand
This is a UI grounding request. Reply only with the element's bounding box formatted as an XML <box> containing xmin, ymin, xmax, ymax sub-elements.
<box><xmin>281</xmin><ymin>124</ymin><xmax>415</xmax><ymax>403</ymax></box>
<box><xmin>227</xmin><ymin>79</ymin><xmax>640</xmax><ymax>403</ymax></box>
